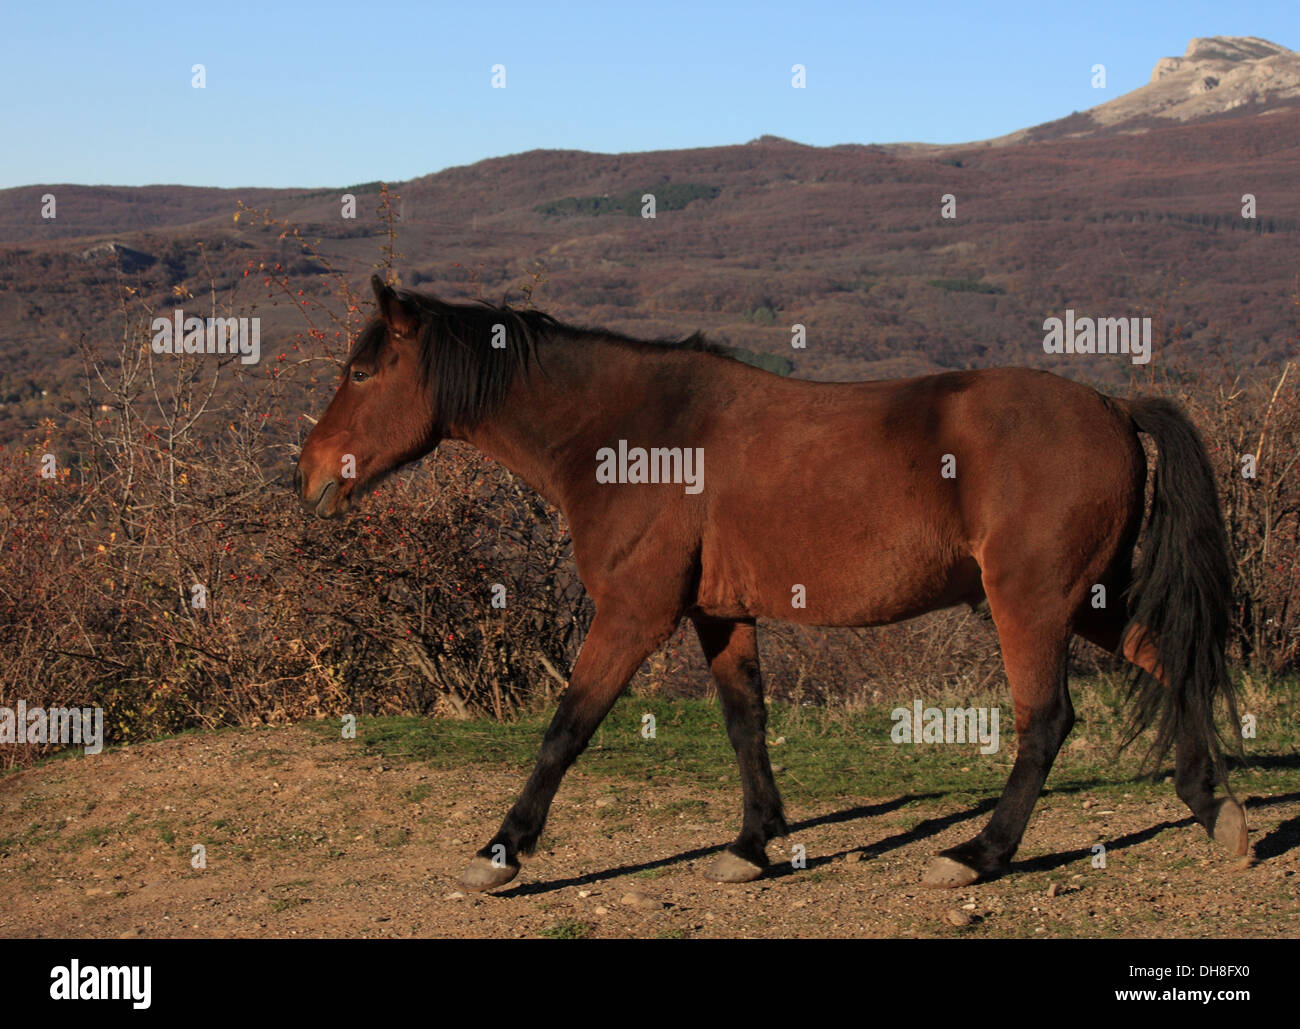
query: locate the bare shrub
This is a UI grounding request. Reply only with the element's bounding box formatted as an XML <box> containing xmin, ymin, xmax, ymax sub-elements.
<box><xmin>3</xmin><ymin>198</ymin><xmax>1295</xmax><ymax>769</ymax></box>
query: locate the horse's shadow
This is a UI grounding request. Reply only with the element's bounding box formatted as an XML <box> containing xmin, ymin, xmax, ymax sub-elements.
<box><xmin>1008</xmin><ymin>791</ymin><xmax>1300</xmax><ymax>873</ymax></box>
<box><xmin>493</xmin><ymin>793</ymin><xmax>945</xmax><ymax>897</ymax></box>
<box><xmin>1249</xmin><ymin>796</ymin><xmax>1300</xmax><ymax>860</ymax></box>
<box><xmin>488</xmin><ymin>785</ymin><xmax>1300</xmax><ymax>898</ymax></box>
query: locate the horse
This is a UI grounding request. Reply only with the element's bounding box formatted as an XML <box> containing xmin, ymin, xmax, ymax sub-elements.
<box><xmin>295</xmin><ymin>275</ymin><xmax>1248</xmax><ymax>891</ymax></box>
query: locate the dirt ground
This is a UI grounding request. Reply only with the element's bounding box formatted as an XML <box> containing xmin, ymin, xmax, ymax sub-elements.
<box><xmin>1</xmin><ymin>724</ymin><xmax>1296</xmax><ymax>938</ymax></box>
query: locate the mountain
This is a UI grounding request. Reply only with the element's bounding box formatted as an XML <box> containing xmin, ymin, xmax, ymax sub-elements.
<box><xmin>0</xmin><ymin>37</ymin><xmax>1296</xmax><ymax>443</ymax></box>
<box><xmin>1143</xmin><ymin>37</ymin><xmax>1299</xmax><ymax>121</ymax></box>
<box><xmin>990</xmin><ymin>35</ymin><xmax>1300</xmax><ymax>145</ymax></box>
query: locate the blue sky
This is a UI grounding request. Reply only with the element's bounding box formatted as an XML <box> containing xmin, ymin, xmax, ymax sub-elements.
<box><xmin>1</xmin><ymin>0</ymin><xmax>1296</xmax><ymax>189</ymax></box>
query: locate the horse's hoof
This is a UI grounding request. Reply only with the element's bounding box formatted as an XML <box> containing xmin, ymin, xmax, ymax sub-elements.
<box><xmin>460</xmin><ymin>854</ymin><xmax>519</xmax><ymax>891</ymax></box>
<box><xmin>922</xmin><ymin>855</ymin><xmax>981</xmax><ymax>889</ymax></box>
<box><xmin>1209</xmin><ymin>798</ymin><xmax>1249</xmax><ymax>857</ymax></box>
<box><xmin>707</xmin><ymin>850</ymin><xmax>765</xmax><ymax>883</ymax></box>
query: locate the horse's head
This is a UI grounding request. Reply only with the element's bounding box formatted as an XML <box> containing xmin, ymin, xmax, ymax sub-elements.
<box><xmin>295</xmin><ymin>275</ymin><xmax>440</xmax><ymax>518</ymax></box>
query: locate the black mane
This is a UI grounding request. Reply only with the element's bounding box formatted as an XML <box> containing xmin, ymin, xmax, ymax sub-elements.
<box><xmin>346</xmin><ymin>287</ymin><xmax>726</xmax><ymax>434</ymax></box>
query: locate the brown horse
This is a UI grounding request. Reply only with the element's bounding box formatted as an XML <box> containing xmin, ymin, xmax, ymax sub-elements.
<box><xmin>296</xmin><ymin>276</ymin><xmax>1248</xmax><ymax>891</ymax></box>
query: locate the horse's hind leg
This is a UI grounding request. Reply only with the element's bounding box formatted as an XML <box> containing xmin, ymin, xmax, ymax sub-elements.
<box><xmin>924</xmin><ymin>590</ymin><xmax>1074</xmax><ymax>888</ymax></box>
<box><xmin>692</xmin><ymin>615</ymin><xmax>788</xmax><ymax>882</ymax></box>
<box><xmin>1074</xmin><ymin>610</ymin><xmax>1248</xmax><ymax>855</ymax></box>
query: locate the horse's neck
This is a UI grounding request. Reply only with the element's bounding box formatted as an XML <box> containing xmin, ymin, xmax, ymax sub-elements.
<box><xmin>457</xmin><ymin>336</ymin><xmax>626</xmax><ymax>512</ymax></box>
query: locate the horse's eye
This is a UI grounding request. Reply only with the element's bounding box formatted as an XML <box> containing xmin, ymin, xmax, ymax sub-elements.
<box><xmin>351</xmin><ymin>369</ymin><xmax>369</xmax><ymax>383</ymax></box>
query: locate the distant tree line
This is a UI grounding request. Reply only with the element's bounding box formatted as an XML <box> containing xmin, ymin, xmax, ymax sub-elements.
<box><xmin>534</xmin><ymin>183</ymin><xmax>720</xmax><ymax>217</ymax></box>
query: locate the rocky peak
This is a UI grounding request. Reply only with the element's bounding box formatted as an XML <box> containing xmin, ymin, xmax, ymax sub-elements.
<box><xmin>1152</xmin><ymin>36</ymin><xmax>1293</xmax><ymax>82</ymax></box>
<box><xmin>987</xmin><ymin>35</ymin><xmax>1299</xmax><ymax>146</ymax></box>
<box><xmin>1076</xmin><ymin>35</ymin><xmax>1300</xmax><ymax>128</ymax></box>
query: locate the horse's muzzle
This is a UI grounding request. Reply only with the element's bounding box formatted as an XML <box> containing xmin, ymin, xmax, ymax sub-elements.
<box><xmin>295</xmin><ymin>464</ymin><xmax>342</xmax><ymax>518</ymax></box>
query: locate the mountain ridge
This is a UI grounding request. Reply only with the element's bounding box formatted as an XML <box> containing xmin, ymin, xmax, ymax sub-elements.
<box><xmin>0</xmin><ymin>35</ymin><xmax>1296</xmax><ymax>441</ymax></box>
<box><xmin>981</xmin><ymin>34</ymin><xmax>1300</xmax><ymax>147</ymax></box>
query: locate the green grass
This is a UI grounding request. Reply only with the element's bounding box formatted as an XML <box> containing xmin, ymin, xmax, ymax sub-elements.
<box><xmin>374</xmin><ymin>827</ymin><xmax>410</xmax><ymax>848</ymax></box>
<box><xmin>62</xmin><ymin>824</ymin><xmax>112</xmax><ymax>851</ymax></box>
<box><xmin>828</xmin><ymin>278</ymin><xmax>875</xmax><ymax>294</ymax></box>
<box><xmin>338</xmin><ymin>693</ymin><xmax>1022</xmax><ymax>802</ymax></box>
<box><xmin>322</xmin><ymin>673</ymin><xmax>1300</xmax><ymax>808</ymax></box>
<box><xmin>927</xmin><ymin>277</ymin><xmax>1006</xmax><ymax>295</ymax></box>
<box><xmin>534</xmin><ymin>183</ymin><xmax>720</xmax><ymax>218</ymax></box>
<box><xmin>539</xmin><ymin>919</ymin><xmax>594</xmax><ymax>939</ymax></box>
<box><xmin>722</xmin><ymin>345</ymin><xmax>794</xmax><ymax>376</ymax></box>
<box><xmin>270</xmin><ymin>896</ymin><xmax>307</xmax><ymax>913</ymax></box>
<box><xmin>655</xmin><ymin>798</ymin><xmax>707</xmax><ymax>819</ymax></box>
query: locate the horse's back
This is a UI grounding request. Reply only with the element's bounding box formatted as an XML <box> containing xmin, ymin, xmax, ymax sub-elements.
<box><xmin>691</xmin><ymin>366</ymin><xmax>1142</xmax><ymax>625</ymax></box>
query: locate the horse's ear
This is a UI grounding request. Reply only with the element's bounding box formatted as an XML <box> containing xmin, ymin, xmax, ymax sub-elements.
<box><xmin>371</xmin><ymin>274</ymin><xmax>419</xmax><ymax>339</ymax></box>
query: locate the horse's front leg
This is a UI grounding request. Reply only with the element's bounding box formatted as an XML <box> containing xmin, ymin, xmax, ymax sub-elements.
<box><xmin>460</xmin><ymin>604</ymin><xmax>678</xmax><ymax>890</ymax></box>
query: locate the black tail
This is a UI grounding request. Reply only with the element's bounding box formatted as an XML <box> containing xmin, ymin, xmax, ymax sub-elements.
<box><xmin>1121</xmin><ymin>397</ymin><xmax>1240</xmax><ymax>785</ymax></box>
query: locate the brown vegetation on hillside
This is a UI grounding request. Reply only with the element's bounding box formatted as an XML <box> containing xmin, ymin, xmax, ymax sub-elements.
<box><xmin>1</xmin><ymin>201</ymin><xmax>1296</xmax><ymax>769</ymax></box>
<box><xmin>2</xmin><ymin>107</ymin><xmax>1299</xmax><ymax>444</ymax></box>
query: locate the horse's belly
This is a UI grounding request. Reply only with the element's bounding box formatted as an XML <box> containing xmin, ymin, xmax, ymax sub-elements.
<box><xmin>695</xmin><ymin>530</ymin><xmax>981</xmax><ymax>626</ymax></box>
